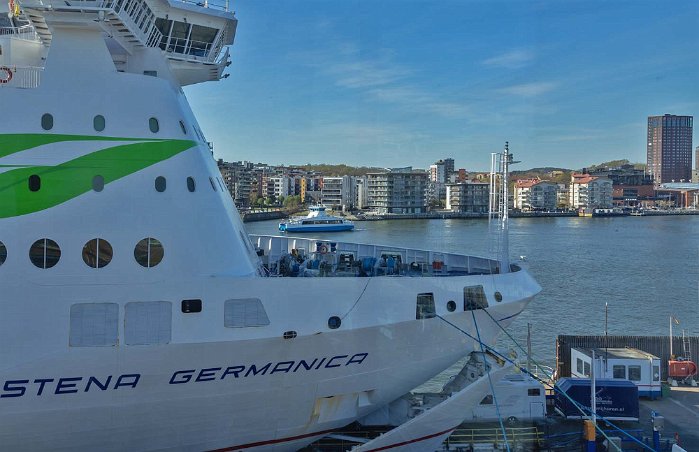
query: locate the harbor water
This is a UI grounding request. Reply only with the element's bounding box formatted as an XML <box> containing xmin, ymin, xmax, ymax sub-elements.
<box><xmin>246</xmin><ymin>215</ymin><xmax>699</xmax><ymax>373</ymax></box>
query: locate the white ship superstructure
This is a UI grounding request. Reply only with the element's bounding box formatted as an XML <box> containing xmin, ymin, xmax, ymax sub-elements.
<box><xmin>0</xmin><ymin>1</ymin><xmax>541</xmax><ymax>450</ymax></box>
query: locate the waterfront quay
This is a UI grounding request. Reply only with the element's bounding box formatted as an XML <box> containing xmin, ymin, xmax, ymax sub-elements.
<box><xmin>242</xmin><ymin>208</ymin><xmax>699</xmax><ymax>222</ymax></box>
<box><xmin>301</xmin><ymin>386</ymin><xmax>699</xmax><ymax>451</ymax></box>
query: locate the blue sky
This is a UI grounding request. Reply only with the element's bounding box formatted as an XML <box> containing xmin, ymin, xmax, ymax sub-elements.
<box><xmin>185</xmin><ymin>0</ymin><xmax>699</xmax><ymax>172</ymax></box>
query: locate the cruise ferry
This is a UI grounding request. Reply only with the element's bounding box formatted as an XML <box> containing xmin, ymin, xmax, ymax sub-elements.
<box><xmin>278</xmin><ymin>205</ymin><xmax>354</xmax><ymax>233</ymax></box>
<box><xmin>0</xmin><ymin>1</ymin><xmax>541</xmax><ymax>450</ymax></box>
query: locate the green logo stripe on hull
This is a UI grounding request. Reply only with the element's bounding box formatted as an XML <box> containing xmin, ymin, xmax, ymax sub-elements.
<box><xmin>0</xmin><ymin>139</ymin><xmax>195</xmax><ymax>218</ymax></box>
<box><xmin>0</xmin><ymin>134</ymin><xmax>161</xmax><ymax>159</ymax></box>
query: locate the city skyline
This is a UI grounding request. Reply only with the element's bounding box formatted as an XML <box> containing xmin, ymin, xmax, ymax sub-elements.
<box><xmin>185</xmin><ymin>1</ymin><xmax>699</xmax><ymax>171</ymax></box>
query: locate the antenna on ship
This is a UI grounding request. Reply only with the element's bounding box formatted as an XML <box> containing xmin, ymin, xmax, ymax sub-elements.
<box><xmin>489</xmin><ymin>141</ymin><xmax>519</xmax><ymax>273</ymax></box>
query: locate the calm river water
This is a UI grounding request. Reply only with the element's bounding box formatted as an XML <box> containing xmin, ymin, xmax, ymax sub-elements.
<box><xmin>245</xmin><ymin>215</ymin><xmax>699</xmax><ymax>371</ymax></box>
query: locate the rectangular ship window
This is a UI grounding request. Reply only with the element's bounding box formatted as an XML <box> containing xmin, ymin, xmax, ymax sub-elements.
<box><xmin>70</xmin><ymin>303</ymin><xmax>119</xmax><ymax>347</ymax></box>
<box><xmin>224</xmin><ymin>298</ymin><xmax>270</xmax><ymax>328</ymax></box>
<box><xmin>464</xmin><ymin>285</ymin><xmax>488</xmax><ymax>311</ymax></box>
<box><xmin>416</xmin><ymin>293</ymin><xmax>436</xmax><ymax>320</ymax></box>
<box><xmin>125</xmin><ymin>301</ymin><xmax>172</xmax><ymax>345</ymax></box>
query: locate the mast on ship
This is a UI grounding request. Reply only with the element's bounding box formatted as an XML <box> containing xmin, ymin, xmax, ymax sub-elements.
<box><xmin>489</xmin><ymin>142</ymin><xmax>519</xmax><ymax>273</ymax></box>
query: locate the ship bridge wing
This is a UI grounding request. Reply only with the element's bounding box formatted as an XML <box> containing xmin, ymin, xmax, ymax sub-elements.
<box><xmin>4</xmin><ymin>0</ymin><xmax>236</xmax><ymax>87</ymax></box>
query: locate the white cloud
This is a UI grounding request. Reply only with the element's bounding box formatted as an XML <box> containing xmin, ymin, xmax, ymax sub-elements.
<box><xmin>293</xmin><ymin>42</ymin><xmax>470</xmax><ymax>119</ymax></box>
<box><xmin>329</xmin><ymin>61</ymin><xmax>412</xmax><ymax>89</ymax></box>
<box><xmin>369</xmin><ymin>87</ymin><xmax>470</xmax><ymax>118</ymax></box>
<box><xmin>496</xmin><ymin>82</ymin><xmax>558</xmax><ymax>97</ymax></box>
<box><xmin>482</xmin><ymin>49</ymin><xmax>535</xmax><ymax>69</ymax></box>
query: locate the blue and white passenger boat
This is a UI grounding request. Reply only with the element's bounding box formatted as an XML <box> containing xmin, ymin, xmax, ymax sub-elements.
<box><xmin>279</xmin><ymin>205</ymin><xmax>354</xmax><ymax>232</ymax></box>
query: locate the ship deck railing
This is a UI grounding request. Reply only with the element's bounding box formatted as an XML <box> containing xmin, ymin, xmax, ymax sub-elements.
<box><xmin>175</xmin><ymin>0</ymin><xmax>230</xmax><ymax>12</ymax></box>
<box><xmin>0</xmin><ymin>25</ymin><xmax>40</xmax><ymax>41</ymax></box>
<box><xmin>250</xmin><ymin>234</ymin><xmax>519</xmax><ymax>278</ymax></box>
<box><xmin>0</xmin><ymin>65</ymin><xmax>43</xmax><ymax>89</ymax></box>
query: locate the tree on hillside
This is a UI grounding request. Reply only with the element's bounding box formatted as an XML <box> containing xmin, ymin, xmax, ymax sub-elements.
<box><xmin>294</xmin><ymin>163</ymin><xmax>383</xmax><ymax>177</ymax></box>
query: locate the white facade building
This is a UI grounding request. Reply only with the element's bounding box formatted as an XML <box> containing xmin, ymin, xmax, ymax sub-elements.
<box><xmin>569</xmin><ymin>174</ymin><xmax>613</xmax><ymax>209</ymax></box>
<box><xmin>269</xmin><ymin>176</ymin><xmax>290</xmax><ymax>199</ymax></box>
<box><xmin>513</xmin><ymin>179</ymin><xmax>559</xmax><ymax>211</ymax></box>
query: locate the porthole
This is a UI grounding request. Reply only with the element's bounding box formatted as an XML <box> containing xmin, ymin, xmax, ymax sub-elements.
<box><xmin>134</xmin><ymin>237</ymin><xmax>164</xmax><ymax>268</ymax></box>
<box><xmin>149</xmin><ymin>117</ymin><xmax>160</xmax><ymax>133</ymax></box>
<box><xmin>0</xmin><ymin>241</ymin><xmax>6</xmax><ymax>266</ymax></box>
<box><xmin>93</xmin><ymin>115</ymin><xmax>106</xmax><ymax>132</ymax></box>
<box><xmin>328</xmin><ymin>316</ymin><xmax>341</xmax><ymax>329</ymax></box>
<box><xmin>179</xmin><ymin>120</ymin><xmax>187</xmax><ymax>135</ymax></box>
<box><xmin>82</xmin><ymin>238</ymin><xmax>113</xmax><ymax>269</ymax></box>
<box><xmin>186</xmin><ymin>177</ymin><xmax>196</xmax><ymax>192</ymax></box>
<box><xmin>28</xmin><ymin>174</ymin><xmax>41</xmax><ymax>192</ymax></box>
<box><xmin>92</xmin><ymin>175</ymin><xmax>105</xmax><ymax>192</ymax></box>
<box><xmin>447</xmin><ymin>300</ymin><xmax>456</xmax><ymax>312</ymax></box>
<box><xmin>29</xmin><ymin>238</ymin><xmax>61</xmax><ymax>269</ymax></box>
<box><xmin>155</xmin><ymin>176</ymin><xmax>166</xmax><ymax>192</ymax></box>
<box><xmin>41</xmin><ymin>113</ymin><xmax>53</xmax><ymax>130</ymax></box>
<box><xmin>494</xmin><ymin>291</ymin><xmax>503</xmax><ymax>302</ymax></box>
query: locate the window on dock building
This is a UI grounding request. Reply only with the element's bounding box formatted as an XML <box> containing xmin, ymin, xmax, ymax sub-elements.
<box><xmin>628</xmin><ymin>365</ymin><xmax>641</xmax><ymax>381</ymax></box>
<box><xmin>463</xmin><ymin>285</ymin><xmax>488</xmax><ymax>311</ymax></box>
<box><xmin>613</xmin><ymin>365</ymin><xmax>626</xmax><ymax>379</ymax></box>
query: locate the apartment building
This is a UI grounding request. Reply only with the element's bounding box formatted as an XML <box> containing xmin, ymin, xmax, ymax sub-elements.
<box><xmin>321</xmin><ymin>176</ymin><xmax>356</xmax><ymax>210</ymax></box>
<box><xmin>268</xmin><ymin>176</ymin><xmax>290</xmax><ymax>200</ymax></box>
<box><xmin>647</xmin><ymin>114</ymin><xmax>693</xmax><ymax>184</ymax></box>
<box><xmin>356</xmin><ymin>176</ymin><xmax>368</xmax><ymax>209</ymax></box>
<box><xmin>366</xmin><ymin>168</ymin><xmax>428</xmax><ymax>214</ymax></box>
<box><xmin>445</xmin><ymin>182</ymin><xmax>490</xmax><ymax>213</ymax></box>
<box><xmin>217</xmin><ymin>160</ymin><xmax>259</xmax><ymax>207</ymax></box>
<box><xmin>569</xmin><ymin>173</ymin><xmax>613</xmax><ymax>209</ymax></box>
<box><xmin>513</xmin><ymin>179</ymin><xmax>558</xmax><ymax>211</ymax></box>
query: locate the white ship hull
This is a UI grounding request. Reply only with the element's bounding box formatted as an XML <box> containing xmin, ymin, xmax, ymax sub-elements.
<box><xmin>0</xmin><ymin>273</ymin><xmax>537</xmax><ymax>451</ymax></box>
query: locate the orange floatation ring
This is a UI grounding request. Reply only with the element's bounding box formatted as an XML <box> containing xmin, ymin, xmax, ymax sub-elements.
<box><xmin>0</xmin><ymin>67</ymin><xmax>13</xmax><ymax>84</ymax></box>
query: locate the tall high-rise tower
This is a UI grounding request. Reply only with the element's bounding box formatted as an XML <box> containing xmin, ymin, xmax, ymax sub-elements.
<box><xmin>647</xmin><ymin>114</ymin><xmax>693</xmax><ymax>184</ymax></box>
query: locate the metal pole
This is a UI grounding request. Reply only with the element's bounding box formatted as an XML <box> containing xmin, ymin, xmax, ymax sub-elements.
<box><xmin>527</xmin><ymin>323</ymin><xmax>532</xmax><ymax>374</ymax></box>
<box><xmin>605</xmin><ymin>302</ymin><xmax>608</xmax><ymax>373</ymax></box>
<box><xmin>591</xmin><ymin>350</ymin><xmax>596</xmax><ymax>426</ymax></box>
